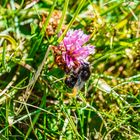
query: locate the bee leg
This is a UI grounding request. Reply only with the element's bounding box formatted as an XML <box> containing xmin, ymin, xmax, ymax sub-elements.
<box><xmin>66</xmin><ymin>87</ymin><xmax>77</xmax><ymax>98</ymax></box>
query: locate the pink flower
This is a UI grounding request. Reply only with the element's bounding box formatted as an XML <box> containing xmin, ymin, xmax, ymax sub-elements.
<box><xmin>61</xmin><ymin>29</ymin><xmax>95</xmax><ymax>69</ymax></box>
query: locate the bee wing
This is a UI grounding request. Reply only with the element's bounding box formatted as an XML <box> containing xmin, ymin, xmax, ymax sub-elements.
<box><xmin>74</xmin><ymin>76</ymin><xmax>85</xmax><ymax>90</ymax></box>
<box><xmin>66</xmin><ymin>74</ymin><xmax>85</xmax><ymax>98</ymax></box>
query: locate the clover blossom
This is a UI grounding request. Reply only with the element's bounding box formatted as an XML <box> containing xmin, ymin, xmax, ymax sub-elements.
<box><xmin>61</xmin><ymin>29</ymin><xmax>95</xmax><ymax>70</ymax></box>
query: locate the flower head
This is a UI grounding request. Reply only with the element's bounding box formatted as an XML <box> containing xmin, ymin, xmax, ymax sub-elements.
<box><xmin>61</xmin><ymin>29</ymin><xmax>95</xmax><ymax>69</ymax></box>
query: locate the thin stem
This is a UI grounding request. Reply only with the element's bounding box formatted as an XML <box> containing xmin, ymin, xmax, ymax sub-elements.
<box><xmin>57</xmin><ymin>0</ymin><xmax>86</xmax><ymax>43</ymax></box>
<box><xmin>56</xmin><ymin>0</ymin><xmax>69</xmax><ymax>33</ymax></box>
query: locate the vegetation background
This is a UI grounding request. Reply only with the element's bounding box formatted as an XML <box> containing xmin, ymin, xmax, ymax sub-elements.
<box><xmin>0</xmin><ymin>0</ymin><xmax>140</xmax><ymax>139</ymax></box>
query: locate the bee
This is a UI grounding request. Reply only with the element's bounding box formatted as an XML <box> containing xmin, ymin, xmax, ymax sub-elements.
<box><xmin>52</xmin><ymin>46</ymin><xmax>91</xmax><ymax>97</ymax></box>
<box><xmin>65</xmin><ymin>63</ymin><xmax>91</xmax><ymax>97</ymax></box>
<box><xmin>79</xmin><ymin>62</ymin><xmax>91</xmax><ymax>81</ymax></box>
<box><xmin>65</xmin><ymin>75</ymin><xmax>78</xmax><ymax>88</ymax></box>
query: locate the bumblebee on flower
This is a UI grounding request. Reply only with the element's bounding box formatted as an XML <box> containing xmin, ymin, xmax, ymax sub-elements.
<box><xmin>52</xmin><ymin>29</ymin><xmax>95</xmax><ymax>96</ymax></box>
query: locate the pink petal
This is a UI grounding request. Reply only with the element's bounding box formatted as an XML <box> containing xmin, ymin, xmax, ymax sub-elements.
<box><xmin>73</xmin><ymin>45</ymin><xmax>95</xmax><ymax>59</ymax></box>
<box><xmin>65</xmin><ymin>55</ymin><xmax>71</xmax><ymax>68</ymax></box>
<box><xmin>60</xmin><ymin>29</ymin><xmax>95</xmax><ymax>69</ymax></box>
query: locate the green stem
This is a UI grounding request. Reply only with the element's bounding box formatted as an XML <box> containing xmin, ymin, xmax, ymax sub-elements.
<box><xmin>2</xmin><ymin>41</ymin><xmax>6</xmax><ymax>69</ymax></box>
<box><xmin>40</xmin><ymin>0</ymin><xmax>57</xmax><ymax>36</ymax></box>
<box><xmin>5</xmin><ymin>99</ymin><xmax>9</xmax><ymax>138</ymax></box>
<box><xmin>57</xmin><ymin>0</ymin><xmax>86</xmax><ymax>43</ymax></box>
<box><xmin>24</xmin><ymin>92</ymin><xmax>47</xmax><ymax>140</ymax></box>
<box><xmin>3</xmin><ymin>0</ymin><xmax>8</xmax><ymax>7</ymax></box>
<box><xmin>0</xmin><ymin>110</ymin><xmax>40</xmax><ymax>134</ymax></box>
<box><xmin>29</xmin><ymin>0</ymin><xmax>57</xmax><ymax>57</ymax></box>
<box><xmin>56</xmin><ymin>0</ymin><xmax>69</xmax><ymax>33</ymax></box>
<box><xmin>100</xmin><ymin>1</ymin><xmax>123</xmax><ymax>16</ymax></box>
<box><xmin>0</xmin><ymin>34</ymin><xmax>17</xmax><ymax>50</ymax></box>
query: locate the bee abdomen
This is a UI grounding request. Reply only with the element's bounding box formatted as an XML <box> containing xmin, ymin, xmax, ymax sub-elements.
<box><xmin>80</xmin><ymin>70</ymin><xmax>90</xmax><ymax>81</ymax></box>
<box><xmin>65</xmin><ymin>75</ymin><xmax>78</xmax><ymax>88</ymax></box>
<box><xmin>80</xmin><ymin>63</ymin><xmax>91</xmax><ymax>81</ymax></box>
